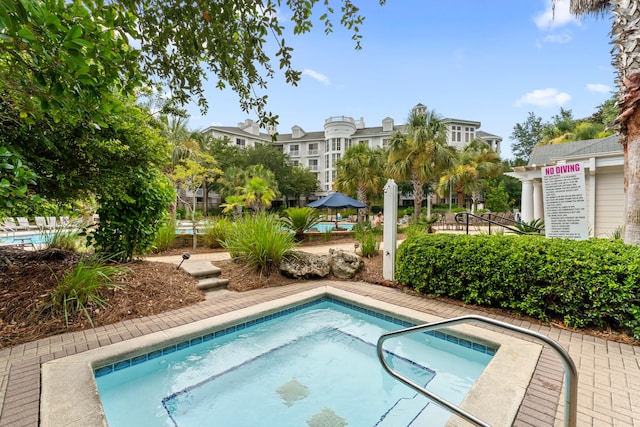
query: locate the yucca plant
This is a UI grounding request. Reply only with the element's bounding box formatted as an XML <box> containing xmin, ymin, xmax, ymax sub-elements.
<box><xmin>221</xmin><ymin>213</ymin><xmax>296</xmax><ymax>274</ymax></box>
<box><xmin>513</xmin><ymin>218</ymin><xmax>545</xmax><ymax>234</ymax></box>
<box><xmin>47</xmin><ymin>254</ymin><xmax>126</xmax><ymax>327</ymax></box>
<box><xmin>279</xmin><ymin>207</ymin><xmax>322</xmax><ymax>241</ymax></box>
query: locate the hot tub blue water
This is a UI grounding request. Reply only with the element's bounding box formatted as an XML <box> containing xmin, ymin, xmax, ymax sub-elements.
<box><xmin>95</xmin><ymin>299</ymin><xmax>494</xmax><ymax>426</ymax></box>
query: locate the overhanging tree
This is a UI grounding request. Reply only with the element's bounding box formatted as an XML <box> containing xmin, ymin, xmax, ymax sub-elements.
<box><xmin>557</xmin><ymin>1</ymin><xmax>640</xmax><ymax>244</ymax></box>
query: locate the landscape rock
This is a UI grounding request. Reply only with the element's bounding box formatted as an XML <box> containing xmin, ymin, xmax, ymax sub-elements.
<box><xmin>280</xmin><ymin>251</ymin><xmax>331</xmax><ymax>279</ymax></box>
<box><xmin>328</xmin><ymin>248</ymin><xmax>364</xmax><ymax>279</ymax></box>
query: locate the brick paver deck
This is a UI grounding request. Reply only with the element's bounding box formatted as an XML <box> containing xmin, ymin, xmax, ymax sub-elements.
<box><xmin>2</xmin><ymin>252</ymin><xmax>640</xmax><ymax>425</ymax></box>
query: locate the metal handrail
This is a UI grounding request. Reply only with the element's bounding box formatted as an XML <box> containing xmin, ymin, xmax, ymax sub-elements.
<box><xmin>454</xmin><ymin>212</ymin><xmax>544</xmax><ymax>235</ymax></box>
<box><xmin>377</xmin><ymin>314</ymin><xmax>578</xmax><ymax>427</ymax></box>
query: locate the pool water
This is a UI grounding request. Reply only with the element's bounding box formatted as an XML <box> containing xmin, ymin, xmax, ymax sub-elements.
<box><xmin>309</xmin><ymin>223</ymin><xmax>355</xmax><ymax>232</ymax></box>
<box><xmin>95</xmin><ymin>300</ymin><xmax>493</xmax><ymax>427</ymax></box>
<box><xmin>0</xmin><ymin>233</ymin><xmax>47</xmax><ymax>245</ymax></box>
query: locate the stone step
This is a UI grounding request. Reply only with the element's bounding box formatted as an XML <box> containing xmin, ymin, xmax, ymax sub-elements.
<box><xmin>180</xmin><ymin>261</ymin><xmax>222</xmax><ymax>278</ymax></box>
<box><xmin>197</xmin><ymin>277</ymin><xmax>230</xmax><ymax>291</ymax></box>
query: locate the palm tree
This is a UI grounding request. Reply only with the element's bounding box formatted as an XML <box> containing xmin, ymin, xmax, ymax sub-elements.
<box><xmin>437</xmin><ymin>139</ymin><xmax>503</xmax><ymax>210</ymax></box>
<box><xmin>335</xmin><ymin>143</ymin><xmax>385</xmax><ymax>224</ymax></box>
<box><xmin>387</xmin><ymin>106</ymin><xmax>455</xmax><ymax>221</ymax></box>
<box><xmin>243</xmin><ymin>165</ymin><xmax>279</xmax><ymax>212</ymax></box>
<box><xmin>558</xmin><ymin>1</ymin><xmax>640</xmax><ymax>244</ymax></box>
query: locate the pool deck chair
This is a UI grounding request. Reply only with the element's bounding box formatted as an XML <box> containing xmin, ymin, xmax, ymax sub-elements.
<box><xmin>1</xmin><ymin>218</ymin><xmax>17</xmax><ymax>234</ymax></box>
<box><xmin>35</xmin><ymin>216</ymin><xmax>48</xmax><ymax>230</ymax></box>
<box><xmin>16</xmin><ymin>217</ymin><xmax>35</xmax><ymax>230</ymax></box>
<box><xmin>47</xmin><ymin>217</ymin><xmax>58</xmax><ymax>229</ymax></box>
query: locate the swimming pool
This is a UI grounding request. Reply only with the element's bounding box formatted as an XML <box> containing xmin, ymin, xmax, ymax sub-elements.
<box><xmin>309</xmin><ymin>223</ymin><xmax>355</xmax><ymax>232</ymax></box>
<box><xmin>0</xmin><ymin>232</ymin><xmax>47</xmax><ymax>245</ymax></box>
<box><xmin>40</xmin><ymin>287</ymin><xmax>542</xmax><ymax>426</ymax></box>
<box><xmin>94</xmin><ymin>298</ymin><xmax>494</xmax><ymax>426</ymax></box>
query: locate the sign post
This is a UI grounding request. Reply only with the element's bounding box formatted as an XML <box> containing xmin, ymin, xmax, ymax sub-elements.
<box><xmin>541</xmin><ymin>162</ymin><xmax>589</xmax><ymax>240</ymax></box>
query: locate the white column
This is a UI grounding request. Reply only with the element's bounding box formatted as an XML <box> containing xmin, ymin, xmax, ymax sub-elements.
<box><xmin>533</xmin><ymin>180</ymin><xmax>544</xmax><ymax>221</ymax></box>
<box><xmin>383</xmin><ymin>179</ymin><xmax>398</xmax><ymax>281</ymax></box>
<box><xmin>521</xmin><ymin>179</ymin><xmax>534</xmax><ymax>223</ymax></box>
<box><xmin>589</xmin><ymin>157</ymin><xmax>596</xmax><ymax>237</ymax></box>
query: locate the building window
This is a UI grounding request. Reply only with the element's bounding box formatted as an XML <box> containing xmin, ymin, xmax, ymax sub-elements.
<box><xmin>290</xmin><ymin>144</ymin><xmax>299</xmax><ymax>156</ymax></box>
<box><xmin>325</xmin><ymin>154</ymin><xmax>330</xmax><ymax>169</ymax></box>
<box><xmin>291</xmin><ymin>159</ymin><xmax>299</xmax><ymax>166</ymax></box>
<box><xmin>331</xmin><ymin>138</ymin><xmax>341</xmax><ymax>151</ymax></box>
<box><xmin>383</xmin><ymin>138</ymin><xmax>391</xmax><ymax>147</ymax></box>
<box><xmin>308</xmin><ymin>143</ymin><xmax>318</xmax><ymax>155</ymax></box>
<box><xmin>325</xmin><ymin>140</ymin><xmax>330</xmax><ymax>151</ymax></box>
<box><xmin>451</xmin><ymin>126</ymin><xmax>461</xmax><ymax>143</ymax></box>
<box><xmin>464</xmin><ymin>127</ymin><xmax>474</xmax><ymax>143</ymax></box>
<box><xmin>308</xmin><ymin>159</ymin><xmax>318</xmax><ymax>171</ymax></box>
<box><xmin>236</xmin><ymin>138</ymin><xmax>246</xmax><ymax>147</ymax></box>
<box><xmin>325</xmin><ymin>171</ymin><xmax>330</xmax><ymax>183</ymax></box>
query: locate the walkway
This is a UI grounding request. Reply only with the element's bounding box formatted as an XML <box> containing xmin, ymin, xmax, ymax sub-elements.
<box><xmin>1</xmin><ymin>242</ymin><xmax>639</xmax><ymax>426</ymax></box>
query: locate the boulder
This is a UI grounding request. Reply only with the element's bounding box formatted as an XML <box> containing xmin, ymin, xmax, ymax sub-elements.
<box><xmin>280</xmin><ymin>251</ymin><xmax>331</xmax><ymax>279</ymax></box>
<box><xmin>328</xmin><ymin>248</ymin><xmax>364</xmax><ymax>279</ymax></box>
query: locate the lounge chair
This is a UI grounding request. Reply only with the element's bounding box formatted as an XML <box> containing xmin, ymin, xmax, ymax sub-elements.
<box><xmin>34</xmin><ymin>216</ymin><xmax>48</xmax><ymax>230</ymax></box>
<box><xmin>16</xmin><ymin>217</ymin><xmax>34</xmax><ymax>230</ymax></box>
<box><xmin>47</xmin><ymin>217</ymin><xmax>58</xmax><ymax>229</ymax></box>
<box><xmin>1</xmin><ymin>218</ymin><xmax>17</xmax><ymax>234</ymax></box>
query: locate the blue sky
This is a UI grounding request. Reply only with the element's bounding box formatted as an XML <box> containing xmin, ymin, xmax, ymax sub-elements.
<box><xmin>185</xmin><ymin>0</ymin><xmax>616</xmax><ymax>160</ymax></box>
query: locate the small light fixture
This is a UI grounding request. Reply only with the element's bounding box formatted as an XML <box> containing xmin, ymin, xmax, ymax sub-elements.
<box><xmin>177</xmin><ymin>252</ymin><xmax>191</xmax><ymax>269</ymax></box>
<box><xmin>354</xmin><ymin>242</ymin><xmax>360</xmax><ymax>253</ymax></box>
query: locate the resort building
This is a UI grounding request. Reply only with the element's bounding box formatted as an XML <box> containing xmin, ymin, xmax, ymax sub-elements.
<box><xmin>506</xmin><ymin>134</ymin><xmax>624</xmax><ymax>238</ymax></box>
<box><xmin>204</xmin><ymin>104</ymin><xmax>502</xmax><ymax>202</ymax></box>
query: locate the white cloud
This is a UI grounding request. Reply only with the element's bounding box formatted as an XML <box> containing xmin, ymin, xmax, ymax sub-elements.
<box><xmin>543</xmin><ymin>32</ymin><xmax>572</xmax><ymax>44</ymax></box>
<box><xmin>534</xmin><ymin>0</ymin><xmax>576</xmax><ymax>30</ymax></box>
<box><xmin>302</xmin><ymin>69</ymin><xmax>330</xmax><ymax>85</ymax></box>
<box><xmin>586</xmin><ymin>83</ymin><xmax>612</xmax><ymax>93</ymax></box>
<box><xmin>515</xmin><ymin>88</ymin><xmax>572</xmax><ymax>107</ymax></box>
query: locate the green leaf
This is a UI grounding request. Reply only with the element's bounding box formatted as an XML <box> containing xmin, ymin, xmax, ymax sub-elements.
<box><xmin>17</xmin><ymin>27</ymin><xmax>35</xmax><ymax>41</ymax></box>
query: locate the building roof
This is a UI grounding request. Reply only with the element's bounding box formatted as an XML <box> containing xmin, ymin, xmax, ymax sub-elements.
<box><xmin>528</xmin><ymin>134</ymin><xmax>622</xmax><ymax>166</ymax></box>
<box><xmin>203</xmin><ymin>125</ymin><xmax>272</xmax><ymax>140</ymax></box>
<box><xmin>476</xmin><ymin>130</ymin><xmax>502</xmax><ymax>140</ymax></box>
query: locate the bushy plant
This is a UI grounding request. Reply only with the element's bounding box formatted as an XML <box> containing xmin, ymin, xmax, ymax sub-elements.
<box><xmin>88</xmin><ymin>171</ymin><xmax>174</xmax><ymax>261</ymax></box>
<box><xmin>221</xmin><ymin>213</ymin><xmax>296</xmax><ymax>274</ymax></box>
<box><xmin>279</xmin><ymin>207</ymin><xmax>322</xmax><ymax>241</ymax></box>
<box><xmin>46</xmin><ymin>255</ymin><xmax>126</xmax><ymax>327</ymax></box>
<box><xmin>353</xmin><ymin>223</ymin><xmax>380</xmax><ymax>258</ymax></box>
<box><xmin>396</xmin><ymin>234</ymin><xmax>640</xmax><ymax>339</ymax></box>
<box><xmin>43</xmin><ymin>227</ymin><xmax>83</xmax><ymax>252</ymax></box>
<box><xmin>152</xmin><ymin>216</ymin><xmax>177</xmax><ymax>253</ymax></box>
<box><xmin>202</xmin><ymin>217</ymin><xmax>235</xmax><ymax>248</ymax></box>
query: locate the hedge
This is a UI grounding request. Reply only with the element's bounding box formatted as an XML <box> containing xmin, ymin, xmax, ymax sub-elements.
<box><xmin>395</xmin><ymin>234</ymin><xmax>640</xmax><ymax>339</ymax></box>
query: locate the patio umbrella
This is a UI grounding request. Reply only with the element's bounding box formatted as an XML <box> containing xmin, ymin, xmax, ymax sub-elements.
<box><xmin>307</xmin><ymin>192</ymin><xmax>366</xmax><ymax>229</ymax></box>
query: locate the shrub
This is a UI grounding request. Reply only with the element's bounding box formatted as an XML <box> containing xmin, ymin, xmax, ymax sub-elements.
<box><xmin>279</xmin><ymin>207</ymin><xmax>322</xmax><ymax>241</ymax></box>
<box><xmin>396</xmin><ymin>234</ymin><xmax>640</xmax><ymax>339</ymax></box>
<box><xmin>43</xmin><ymin>227</ymin><xmax>83</xmax><ymax>252</ymax></box>
<box><xmin>152</xmin><ymin>216</ymin><xmax>177</xmax><ymax>252</ymax></box>
<box><xmin>88</xmin><ymin>171</ymin><xmax>174</xmax><ymax>261</ymax></box>
<box><xmin>353</xmin><ymin>223</ymin><xmax>380</xmax><ymax>258</ymax></box>
<box><xmin>221</xmin><ymin>213</ymin><xmax>296</xmax><ymax>274</ymax></box>
<box><xmin>46</xmin><ymin>255</ymin><xmax>126</xmax><ymax>327</ymax></box>
<box><xmin>202</xmin><ymin>217</ymin><xmax>235</xmax><ymax>248</ymax></box>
